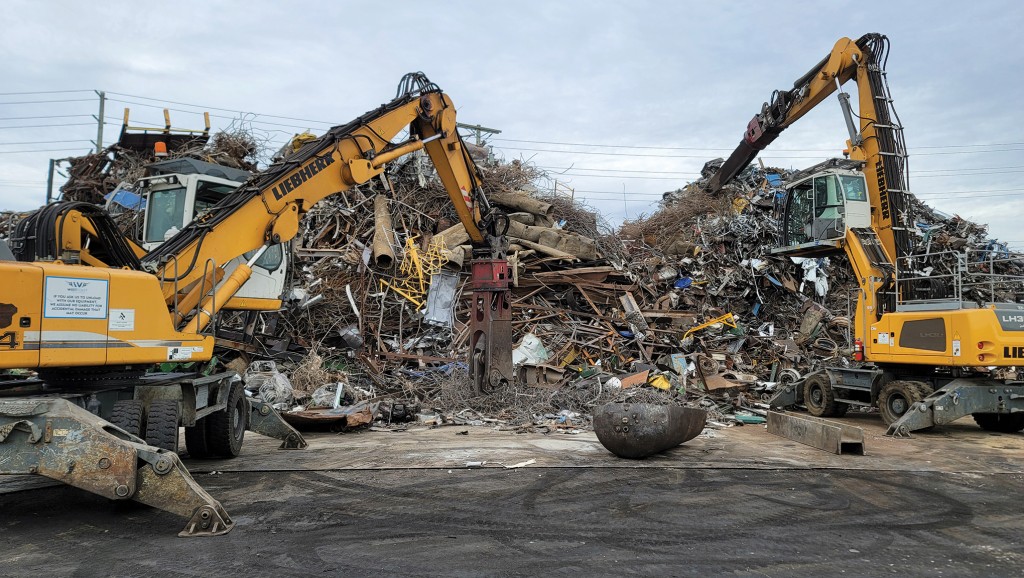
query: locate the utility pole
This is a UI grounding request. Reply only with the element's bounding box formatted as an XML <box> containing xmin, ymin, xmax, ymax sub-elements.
<box><xmin>45</xmin><ymin>158</ymin><xmax>68</xmax><ymax>204</ymax></box>
<box><xmin>456</xmin><ymin>122</ymin><xmax>501</xmax><ymax>146</ymax></box>
<box><xmin>93</xmin><ymin>90</ymin><xmax>106</xmax><ymax>152</ymax></box>
<box><xmin>46</xmin><ymin>159</ymin><xmax>55</xmax><ymax>204</ymax></box>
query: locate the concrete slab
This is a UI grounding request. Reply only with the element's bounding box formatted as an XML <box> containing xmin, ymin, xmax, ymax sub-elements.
<box><xmin>187</xmin><ymin>412</ymin><xmax>1024</xmax><ymax>475</ymax></box>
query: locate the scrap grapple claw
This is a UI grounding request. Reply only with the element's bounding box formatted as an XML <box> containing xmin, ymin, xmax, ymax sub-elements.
<box><xmin>0</xmin><ymin>397</ymin><xmax>233</xmax><ymax>536</ymax></box>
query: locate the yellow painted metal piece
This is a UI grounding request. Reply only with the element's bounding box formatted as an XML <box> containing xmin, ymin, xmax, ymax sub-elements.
<box><xmin>223</xmin><ymin>297</ymin><xmax>283</xmax><ymax>311</ymax></box>
<box><xmin>156</xmin><ymin>89</ymin><xmax>487</xmax><ymax>305</ymax></box>
<box><xmin>270</xmin><ymin>204</ymin><xmax>300</xmax><ymax>243</ymax></box>
<box><xmin>0</xmin><ymin>262</ymin><xmax>211</xmax><ymax>369</ymax></box>
<box><xmin>683</xmin><ymin>312</ymin><xmax>737</xmax><ymax>341</ymax></box>
<box><xmin>648</xmin><ymin>374</ymin><xmax>671</xmax><ymax>390</ymax></box>
<box><xmin>379</xmin><ymin>236</ymin><xmax>450</xmax><ymax>309</ymax></box>
<box><xmin>183</xmin><ymin>263</ymin><xmax>254</xmax><ymax>334</ymax></box>
<box><xmin>2</xmin><ymin>79</ymin><xmax>495</xmax><ymax>377</ymax></box>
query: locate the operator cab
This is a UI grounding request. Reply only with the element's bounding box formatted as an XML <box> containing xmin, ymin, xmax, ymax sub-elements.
<box><xmin>135</xmin><ymin>159</ymin><xmax>288</xmax><ymax>304</ymax></box>
<box><xmin>773</xmin><ymin>159</ymin><xmax>871</xmax><ymax>257</ymax></box>
<box><xmin>138</xmin><ymin>158</ymin><xmax>252</xmax><ymax>251</ymax></box>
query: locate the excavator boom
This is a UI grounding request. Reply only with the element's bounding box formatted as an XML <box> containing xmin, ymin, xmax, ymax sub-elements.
<box><xmin>0</xmin><ymin>73</ymin><xmax>512</xmax><ymax>535</ymax></box>
<box><xmin>708</xmin><ymin>36</ymin><xmax>1024</xmax><ymax>433</ymax></box>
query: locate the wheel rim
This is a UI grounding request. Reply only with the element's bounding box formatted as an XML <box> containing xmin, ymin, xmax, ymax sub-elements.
<box><xmin>809</xmin><ymin>385</ymin><xmax>823</xmax><ymax>408</ymax></box>
<box><xmin>232</xmin><ymin>397</ymin><xmax>245</xmax><ymax>440</ymax></box>
<box><xmin>888</xmin><ymin>395</ymin><xmax>908</xmax><ymax>416</ymax></box>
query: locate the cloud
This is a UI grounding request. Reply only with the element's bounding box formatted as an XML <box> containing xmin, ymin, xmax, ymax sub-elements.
<box><xmin>1</xmin><ymin>0</ymin><xmax>1020</xmax><ymax>242</ymax></box>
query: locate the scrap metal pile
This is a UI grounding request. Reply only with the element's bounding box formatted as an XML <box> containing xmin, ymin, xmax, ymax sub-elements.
<box><xmin>265</xmin><ymin>154</ymin><xmax>1022</xmax><ymax>432</ymax></box>
<box><xmin>256</xmin><ymin>158</ymin><xmax>839</xmax><ymax>430</ymax></box>
<box><xmin>58</xmin><ymin>128</ymin><xmax>261</xmax><ymax>206</ymax></box>
<box><xmin>4</xmin><ymin>136</ymin><xmax>1019</xmax><ymax>432</ymax></box>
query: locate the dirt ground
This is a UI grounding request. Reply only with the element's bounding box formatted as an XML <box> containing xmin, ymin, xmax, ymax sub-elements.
<box><xmin>2</xmin><ymin>414</ymin><xmax>1023</xmax><ymax>577</ymax></box>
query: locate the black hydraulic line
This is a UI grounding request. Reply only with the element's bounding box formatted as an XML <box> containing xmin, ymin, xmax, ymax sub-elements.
<box><xmin>10</xmin><ymin>202</ymin><xmax>141</xmax><ymax>268</ymax></box>
<box><xmin>142</xmin><ymin>89</ymin><xmax>435</xmax><ymax>278</ymax></box>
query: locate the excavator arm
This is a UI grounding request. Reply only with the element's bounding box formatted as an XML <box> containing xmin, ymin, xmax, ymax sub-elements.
<box><xmin>707</xmin><ymin>34</ymin><xmax>913</xmax><ymax>267</ymax></box>
<box><xmin>142</xmin><ymin>73</ymin><xmax>512</xmax><ymax>391</ymax></box>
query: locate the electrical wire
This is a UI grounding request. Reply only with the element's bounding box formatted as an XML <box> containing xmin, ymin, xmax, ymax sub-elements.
<box><xmin>0</xmin><ymin>147</ymin><xmax>93</xmax><ymax>154</ymax></box>
<box><xmin>0</xmin><ymin>98</ymin><xmax>97</xmax><ymax>105</ymax></box>
<box><xmin>0</xmin><ymin>122</ymin><xmax>99</xmax><ymax>130</ymax></box>
<box><xmin>0</xmin><ymin>114</ymin><xmax>93</xmax><ymax>121</ymax></box>
<box><xmin>0</xmin><ymin>139</ymin><xmax>93</xmax><ymax>146</ymax></box>
<box><xmin>494</xmin><ymin>145</ymin><xmax>1024</xmax><ymax>159</ymax></box>
<box><xmin>107</xmin><ymin>92</ymin><xmax>338</xmax><ymax>126</ymax></box>
<box><xmin>0</xmin><ymin>90</ymin><xmax>93</xmax><ymax>96</ymax></box>
<box><xmin>493</xmin><ymin>137</ymin><xmax>1024</xmax><ymax>153</ymax></box>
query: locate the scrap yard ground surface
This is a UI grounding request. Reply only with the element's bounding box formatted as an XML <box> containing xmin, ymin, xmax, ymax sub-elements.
<box><xmin>2</xmin><ymin>415</ymin><xmax>1023</xmax><ymax>577</ymax></box>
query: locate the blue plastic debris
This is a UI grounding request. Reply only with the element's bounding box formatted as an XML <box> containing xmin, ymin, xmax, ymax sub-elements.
<box><xmin>104</xmin><ymin>189</ymin><xmax>146</xmax><ymax>210</ymax></box>
<box><xmin>674</xmin><ymin>277</ymin><xmax>693</xmax><ymax>289</ymax></box>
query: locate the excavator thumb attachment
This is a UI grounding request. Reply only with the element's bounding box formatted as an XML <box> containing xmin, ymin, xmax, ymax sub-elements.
<box><xmin>886</xmin><ymin>379</ymin><xmax>1024</xmax><ymax>437</ymax></box>
<box><xmin>248</xmin><ymin>399</ymin><xmax>307</xmax><ymax>449</ymax></box>
<box><xmin>0</xmin><ymin>397</ymin><xmax>233</xmax><ymax>537</ymax></box>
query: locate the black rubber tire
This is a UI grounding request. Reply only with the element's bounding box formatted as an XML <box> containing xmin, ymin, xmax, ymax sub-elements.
<box><xmin>184</xmin><ymin>417</ymin><xmax>211</xmax><ymax>459</ymax></box>
<box><xmin>206</xmin><ymin>381</ymin><xmax>246</xmax><ymax>458</ymax></box>
<box><xmin>973</xmin><ymin>412</ymin><xmax>1024</xmax><ymax>433</ymax></box>
<box><xmin>910</xmin><ymin>381</ymin><xmax>935</xmax><ymax>402</ymax></box>
<box><xmin>145</xmin><ymin>400</ymin><xmax>180</xmax><ymax>453</ymax></box>
<box><xmin>878</xmin><ymin>380</ymin><xmax>927</xmax><ymax>426</ymax></box>
<box><xmin>803</xmin><ymin>374</ymin><xmax>846</xmax><ymax>417</ymax></box>
<box><xmin>109</xmin><ymin>400</ymin><xmax>145</xmax><ymax>438</ymax></box>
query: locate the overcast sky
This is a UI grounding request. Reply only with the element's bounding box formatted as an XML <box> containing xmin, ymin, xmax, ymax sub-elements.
<box><xmin>2</xmin><ymin>1</ymin><xmax>1022</xmax><ymax>247</ymax></box>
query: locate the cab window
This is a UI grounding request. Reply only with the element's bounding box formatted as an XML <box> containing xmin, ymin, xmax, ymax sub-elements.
<box><xmin>145</xmin><ymin>186</ymin><xmax>187</xmax><ymax>243</ymax></box>
<box><xmin>244</xmin><ymin>244</ymin><xmax>284</xmax><ymax>271</ymax></box>
<box><xmin>839</xmin><ymin>175</ymin><xmax>868</xmax><ymax>202</ymax></box>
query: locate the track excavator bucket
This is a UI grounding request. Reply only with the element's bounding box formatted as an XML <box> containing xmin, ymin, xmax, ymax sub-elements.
<box><xmin>0</xmin><ymin>398</ymin><xmax>233</xmax><ymax>537</ymax></box>
<box><xmin>593</xmin><ymin>403</ymin><xmax>707</xmax><ymax>459</ymax></box>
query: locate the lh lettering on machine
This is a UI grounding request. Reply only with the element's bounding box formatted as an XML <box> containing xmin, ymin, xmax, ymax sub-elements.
<box><xmin>1005</xmin><ymin>346</ymin><xmax>1024</xmax><ymax>359</ymax></box>
<box><xmin>271</xmin><ymin>155</ymin><xmax>336</xmax><ymax>200</ymax></box>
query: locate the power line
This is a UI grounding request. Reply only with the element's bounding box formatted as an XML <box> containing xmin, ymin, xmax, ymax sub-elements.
<box><xmin>0</xmin><ymin>114</ymin><xmax>93</xmax><ymax>121</ymax></box>
<box><xmin>495</xmin><ymin>145</ymin><xmax>1024</xmax><ymax>160</ymax></box>
<box><xmin>106</xmin><ymin>99</ymin><xmax>321</xmax><ymax>132</ymax></box>
<box><xmin>917</xmin><ymin>165</ymin><xmax>1024</xmax><ymax>173</ymax></box>
<box><xmin>497</xmin><ymin>146</ymin><xmax>803</xmax><ymax>159</ymax></box>
<box><xmin>0</xmin><ymin>98</ymin><xmax>97</xmax><ymax>105</ymax></box>
<box><xmin>538</xmin><ymin>165</ymin><xmax>699</xmax><ymax>175</ymax></box>
<box><xmin>0</xmin><ymin>90</ymin><xmax>93</xmax><ymax>96</ymax></box>
<box><xmin>107</xmin><ymin>92</ymin><xmax>338</xmax><ymax>126</ymax></box>
<box><xmin>548</xmin><ymin>172</ymin><xmax>686</xmax><ymax>181</ymax></box>
<box><xmin>556</xmin><ymin>187</ymin><xmax>1024</xmax><ymax>200</ymax></box>
<box><xmin>0</xmin><ymin>139</ymin><xmax>94</xmax><ymax>146</ymax></box>
<box><xmin>915</xmin><ymin>169</ymin><xmax>1024</xmax><ymax>179</ymax></box>
<box><xmin>537</xmin><ymin>164</ymin><xmax>1024</xmax><ymax>178</ymax></box>
<box><xmin>0</xmin><ymin>122</ymin><xmax>98</xmax><ymax>129</ymax></box>
<box><xmin>493</xmin><ymin>137</ymin><xmax>1024</xmax><ymax>153</ymax></box>
<box><xmin>915</xmin><ymin>187</ymin><xmax>1024</xmax><ymax>196</ymax></box>
<box><xmin>0</xmin><ymin>147</ymin><xmax>91</xmax><ymax>154</ymax></box>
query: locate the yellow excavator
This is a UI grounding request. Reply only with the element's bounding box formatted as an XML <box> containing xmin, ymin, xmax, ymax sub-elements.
<box><xmin>708</xmin><ymin>34</ymin><xmax>1024</xmax><ymax>436</ymax></box>
<box><xmin>0</xmin><ymin>73</ymin><xmax>513</xmax><ymax>535</ymax></box>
